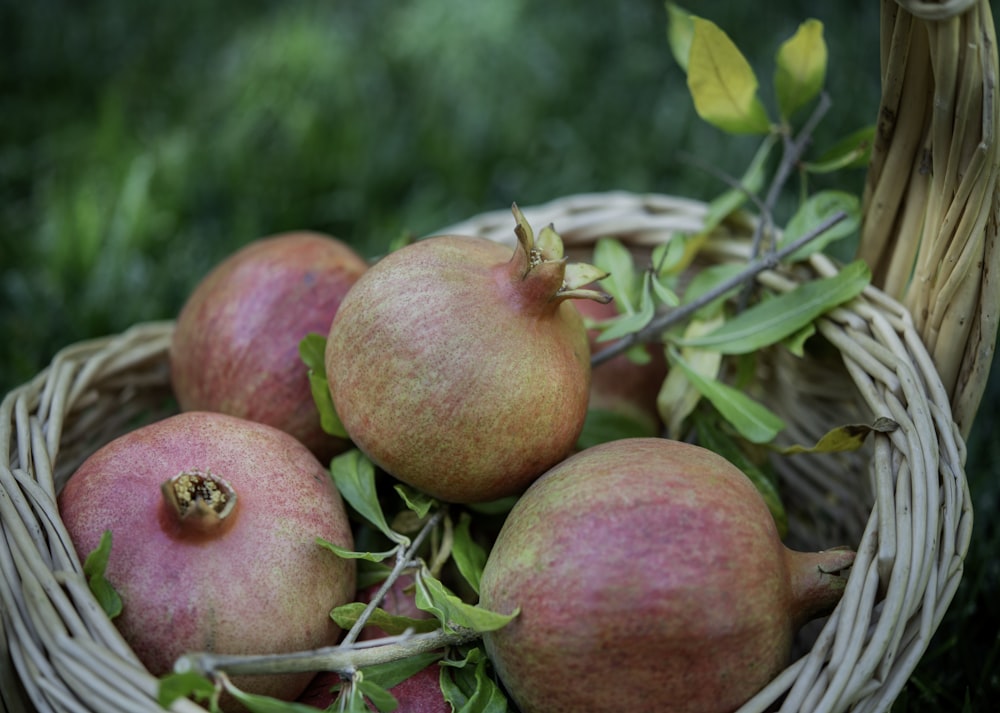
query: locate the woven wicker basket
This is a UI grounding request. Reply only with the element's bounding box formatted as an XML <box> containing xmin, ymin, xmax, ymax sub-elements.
<box><xmin>1</xmin><ymin>1</ymin><xmax>995</xmax><ymax>712</ymax></box>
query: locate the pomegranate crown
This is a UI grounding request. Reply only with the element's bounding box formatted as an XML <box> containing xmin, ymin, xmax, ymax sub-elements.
<box><xmin>510</xmin><ymin>203</ymin><xmax>612</xmax><ymax>304</ymax></box>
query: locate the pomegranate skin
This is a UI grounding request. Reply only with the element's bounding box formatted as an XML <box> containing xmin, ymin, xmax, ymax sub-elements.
<box><xmin>479</xmin><ymin>438</ymin><xmax>855</xmax><ymax>713</ymax></box>
<box><xmin>170</xmin><ymin>231</ymin><xmax>368</xmax><ymax>460</ymax></box>
<box><xmin>57</xmin><ymin>411</ymin><xmax>357</xmax><ymax>704</ymax></box>
<box><xmin>325</xmin><ymin>234</ymin><xmax>593</xmax><ymax>503</ymax></box>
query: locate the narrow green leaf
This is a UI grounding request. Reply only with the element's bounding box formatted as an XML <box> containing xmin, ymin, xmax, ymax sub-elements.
<box><xmin>680</xmin><ymin>262</ymin><xmax>745</xmax><ymax>319</ymax></box>
<box><xmin>596</xmin><ymin>271</ymin><xmax>655</xmax><ymax>342</ymax></box>
<box><xmin>803</xmin><ymin>125</ymin><xmax>876</xmax><ymax>174</ymax></box>
<box><xmin>394</xmin><ymin>484</ymin><xmax>437</xmax><ymax>519</ymax></box>
<box><xmin>692</xmin><ymin>410</ymin><xmax>787</xmax><ymax>537</ymax></box>
<box><xmin>300</xmin><ymin>333</ymin><xmax>348</xmax><ymax>439</ymax></box>
<box><xmin>668</xmin><ymin>348</ymin><xmax>784</xmax><ymax>443</ymax></box>
<box><xmin>224</xmin><ymin>682</ymin><xmax>324</xmax><ymax>712</ymax></box>
<box><xmin>357</xmin><ymin>679</ymin><xmax>399</xmax><ymax>712</ymax></box>
<box><xmin>414</xmin><ymin>568</ymin><xmax>518</xmax><ymax>634</ymax></box>
<box><xmin>362</xmin><ymin>653</ymin><xmax>443</xmax><ymax>691</ymax></box>
<box><xmin>330</xmin><ymin>602</ymin><xmax>440</xmax><ymax>635</ymax></box>
<box><xmin>783</xmin><ymin>323</ymin><xmax>816</xmax><ymax>357</ymax></box>
<box><xmin>678</xmin><ymin>260</ymin><xmax>871</xmax><ymax>354</ymax></box>
<box><xmin>592</xmin><ymin>237</ymin><xmax>639</xmax><ymax>309</ymax></box>
<box><xmin>779</xmin><ymin>190</ymin><xmax>861</xmax><ymax>261</ymax></box>
<box><xmin>441</xmin><ymin>648</ymin><xmax>509</xmax><ymax>713</ymax></box>
<box><xmin>775</xmin><ymin>19</ymin><xmax>827</xmax><ymax>119</ymax></box>
<box><xmin>318</xmin><ymin>538</ymin><xmax>397</xmax><ymax>562</ymax></box>
<box><xmin>330</xmin><ymin>450</ymin><xmax>408</xmax><ymax>546</ymax></box>
<box><xmin>775</xmin><ymin>417</ymin><xmax>899</xmax><ymax>455</ymax></box>
<box><xmin>650</xmin><ymin>273</ymin><xmax>680</xmax><ymax>307</ymax></box>
<box><xmin>666</xmin><ymin>3</ymin><xmax>695</xmax><ymax>72</ymax></box>
<box><xmin>687</xmin><ymin>18</ymin><xmax>771</xmax><ymax>134</ymax></box>
<box><xmin>82</xmin><ymin>530</ymin><xmax>123</xmax><ymax>619</ymax></box>
<box><xmin>157</xmin><ymin>672</ymin><xmax>217</xmax><ymax>708</ymax></box>
<box><xmin>298</xmin><ymin>332</ymin><xmax>327</xmax><ymax>372</ymax></box>
<box><xmin>452</xmin><ymin>513</ymin><xmax>488</xmax><ymax>595</ymax></box>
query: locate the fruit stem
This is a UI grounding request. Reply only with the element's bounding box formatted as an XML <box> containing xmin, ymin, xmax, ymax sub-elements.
<box><xmin>507</xmin><ymin>203</ymin><xmax>612</xmax><ymax>307</ymax></box>
<box><xmin>784</xmin><ymin>546</ymin><xmax>856</xmax><ymax>627</ymax></box>
<box><xmin>161</xmin><ymin>470</ymin><xmax>238</xmax><ymax>537</ymax></box>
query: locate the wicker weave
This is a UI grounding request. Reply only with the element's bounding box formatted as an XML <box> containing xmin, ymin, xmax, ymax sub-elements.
<box><xmin>1</xmin><ymin>1</ymin><xmax>994</xmax><ymax>711</ymax></box>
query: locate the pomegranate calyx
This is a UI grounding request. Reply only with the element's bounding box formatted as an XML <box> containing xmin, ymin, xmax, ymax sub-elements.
<box><xmin>510</xmin><ymin>202</ymin><xmax>611</xmax><ymax>305</ymax></box>
<box><xmin>161</xmin><ymin>469</ymin><xmax>238</xmax><ymax>534</ymax></box>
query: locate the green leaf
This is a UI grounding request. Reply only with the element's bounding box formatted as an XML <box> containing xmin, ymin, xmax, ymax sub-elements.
<box><xmin>783</xmin><ymin>322</ymin><xmax>816</xmax><ymax>357</ymax></box>
<box><xmin>596</xmin><ymin>271</ymin><xmax>655</xmax><ymax>342</ymax></box>
<box><xmin>82</xmin><ymin>530</ymin><xmax>123</xmax><ymax>619</ymax></box>
<box><xmin>692</xmin><ymin>410</ymin><xmax>787</xmax><ymax>537</ymax></box>
<box><xmin>225</xmin><ymin>682</ymin><xmax>328</xmax><ymax>713</ymax></box>
<box><xmin>803</xmin><ymin>125</ymin><xmax>876</xmax><ymax>173</ymax></box>
<box><xmin>330</xmin><ymin>449</ymin><xmax>408</xmax><ymax>546</ymax></box>
<box><xmin>317</xmin><ymin>538</ymin><xmax>397</xmax><ymax>562</ymax></box>
<box><xmin>775</xmin><ymin>19</ymin><xmax>827</xmax><ymax>119</ymax></box>
<box><xmin>779</xmin><ymin>190</ymin><xmax>861</xmax><ymax>261</ymax></box>
<box><xmin>665</xmin><ymin>2</ymin><xmax>695</xmax><ymax>72</ymax></box>
<box><xmin>668</xmin><ymin>348</ymin><xmax>784</xmax><ymax>443</ymax></box>
<box><xmin>452</xmin><ymin>513</ymin><xmax>488</xmax><ymax>595</ymax></box>
<box><xmin>775</xmin><ymin>417</ymin><xmax>898</xmax><ymax>455</ymax></box>
<box><xmin>330</xmin><ymin>602</ymin><xmax>440</xmax><ymax>635</ymax></box>
<box><xmin>357</xmin><ymin>678</ymin><xmax>399</xmax><ymax>712</ymax></box>
<box><xmin>680</xmin><ymin>262</ymin><xmax>746</xmax><ymax>319</ymax></box>
<box><xmin>362</xmin><ymin>652</ymin><xmax>443</xmax><ymax>691</ymax></box>
<box><xmin>678</xmin><ymin>260</ymin><xmax>871</xmax><ymax>354</ymax></box>
<box><xmin>394</xmin><ymin>484</ymin><xmax>437</xmax><ymax>519</ymax></box>
<box><xmin>414</xmin><ymin>567</ymin><xmax>518</xmax><ymax>634</ymax></box>
<box><xmin>592</xmin><ymin>237</ymin><xmax>639</xmax><ymax>309</ymax></box>
<box><xmin>687</xmin><ymin>17</ymin><xmax>771</xmax><ymax>134</ymax></box>
<box><xmin>299</xmin><ymin>333</ymin><xmax>348</xmax><ymax>439</ymax></box>
<box><xmin>577</xmin><ymin>408</ymin><xmax>659</xmax><ymax>450</ymax></box>
<box><xmin>157</xmin><ymin>672</ymin><xmax>217</xmax><ymax>708</ymax></box>
<box><xmin>651</xmin><ymin>235</ymin><xmax>687</xmax><ymax>276</ymax></box>
<box><xmin>440</xmin><ymin>647</ymin><xmax>509</xmax><ymax>713</ymax></box>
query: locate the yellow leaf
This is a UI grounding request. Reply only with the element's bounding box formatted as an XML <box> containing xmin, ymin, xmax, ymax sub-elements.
<box><xmin>774</xmin><ymin>19</ymin><xmax>827</xmax><ymax>120</ymax></box>
<box><xmin>687</xmin><ymin>18</ymin><xmax>771</xmax><ymax>134</ymax></box>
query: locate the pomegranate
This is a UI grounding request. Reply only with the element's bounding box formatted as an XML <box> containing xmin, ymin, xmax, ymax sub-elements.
<box><xmin>479</xmin><ymin>437</ymin><xmax>856</xmax><ymax>713</ymax></box>
<box><xmin>573</xmin><ymin>294</ymin><xmax>668</xmax><ymax>440</ymax></box>
<box><xmin>324</xmin><ymin>206</ymin><xmax>611</xmax><ymax>503</ymax></box>
<box><xmin>170</xmin><ymin>231</ymin><xmax>368</xmax><ymax>460</ymax></box>
<box><xmin>57</xmin><ymin>411</ymin><xmax>357</xmax><ymax>705</ymax></box>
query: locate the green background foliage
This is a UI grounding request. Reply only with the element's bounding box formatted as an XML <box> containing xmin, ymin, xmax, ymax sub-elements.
<box><xmin>1</xmin><ymin>1</ymin><xmax>996</xmax><ymax>710</ymax></box>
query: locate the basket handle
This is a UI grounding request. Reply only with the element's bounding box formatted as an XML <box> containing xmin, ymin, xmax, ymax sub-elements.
<box><xmin>857</xmin><ymin>0</ymin><xmax>1000</xmax><ymax>438</ymax></box>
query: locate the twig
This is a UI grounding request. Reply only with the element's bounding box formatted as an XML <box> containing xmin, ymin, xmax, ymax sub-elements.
<box><xmin>591</xmin><ymin>209</ymin><xmax>848</xmax><ymax>367</ymax></box>
<box><xmin>173</xmin><ymin>626</ymin><xmax>480</xmax><ymax>678</ymax></box>
<box><xmin>342</xmin><ymin>508</ymin><xmax>446</xmax><ymax>645</ymax></box>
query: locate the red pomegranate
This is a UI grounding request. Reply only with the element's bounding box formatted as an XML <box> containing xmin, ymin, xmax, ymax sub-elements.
<box><xmin>58</xmin><ymin>411</ymin><xmax>357</xmax><ymax>705</ymax></box>
<box><xmin>324</xmin><ymin>206</ymin><xmax>610</xmax><ymax>503</ymax></box>
<box><xmin>479</xmin><ymin>437</ymin><xmax>855</xmax><ymax>713</ymax></box>
<box><xmin>170</xmin><ymin>231</ymin><xmax>368</xmax><ymax>460</ymax></box>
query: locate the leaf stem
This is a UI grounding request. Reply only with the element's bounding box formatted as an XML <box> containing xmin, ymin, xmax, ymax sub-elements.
<box><xmin>591</xmin><ymin>209</ymin><xmax>848</xmax><ymax>367</ymax></box>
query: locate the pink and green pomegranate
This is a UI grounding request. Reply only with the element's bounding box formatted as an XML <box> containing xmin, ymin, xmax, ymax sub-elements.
<box><xmin>170</xmin><ymin>231</ymin><xmax>368</xmax><ymax>460</ymax></box>
<box><xmin>58</xmin><ymin>411</ymin><xmax>357</xmax><ymax>705</ymax></box>
<box><xmin>479</xmin><ymin>437</ymin><xmax>856</xmax><ymax>713</ymax></box>
<box><xmin>324</xmin><ymin>206</ymin><xmax>611</xmax><ymax>503</ymax></box>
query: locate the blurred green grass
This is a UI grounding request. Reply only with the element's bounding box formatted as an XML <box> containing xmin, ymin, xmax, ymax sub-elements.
<box><xmin>1</xmin><ymin>1</ymin><xmax>996</xmax><ymax>710</ymax></box>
